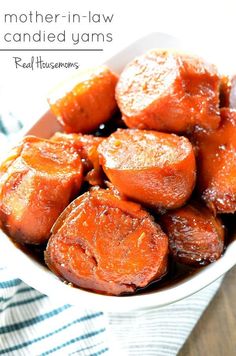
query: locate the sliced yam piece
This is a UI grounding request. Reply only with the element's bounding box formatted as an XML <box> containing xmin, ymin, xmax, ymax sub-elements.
<box><xmin>116</xmin><ymin>49</ymin><xmax>220</xmax><ymax>133</ymax></box>
<box><xmin>48</xmin><ymin>66</ymin><xmax>118</xmax><ymax>134</ymax></box>
<box><xmin>98</xmin><ymin>129</ymin><xmax>196</xmax><ymax>209</ymax></box>
<box><xmin>51</xmin><ymin>132</ymin><xmax>104</xmax><ymax>185</ymax></box>
<box><xmin>0</xmin><ymin>136</ymin><xmax>83</xmax><ymax>244</ymax></box>
<box><xmin>160</xmin><ymin>202</ymin><xmax>225</xmax><ymax>266</ymax></box>
<box><xmin>194</xmin><ymin>108</ymin><xmax>236</xmax><ymax>213</ymax></box>
<box><xmin>220</xmin><ymin>75</ymin><xmax>236</xmax><ymax>108</ymax></box>
<box><xmin>45</xmin><ymin>188</ymin><xmax>169</xmax><ymax>295</ymax></box>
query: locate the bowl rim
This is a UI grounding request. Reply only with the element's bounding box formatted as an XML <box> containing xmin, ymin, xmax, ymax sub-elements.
<box><xmin>1</xmin><ymin>228</ymin><xmax>236</xmax><ymax>311</ymax></box>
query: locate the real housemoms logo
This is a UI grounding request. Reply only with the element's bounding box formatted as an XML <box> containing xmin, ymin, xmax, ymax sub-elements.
<box><xmin>12</xmin><ymin>55</ymin><xmax>80</xmax><ymax>70</ymax></box>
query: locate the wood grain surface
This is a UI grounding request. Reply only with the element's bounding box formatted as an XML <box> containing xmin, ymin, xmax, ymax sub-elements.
<box><xmin>178</xmin><ymin>265</ymin><xmax>236</xmax><ymax>356</ymax></box>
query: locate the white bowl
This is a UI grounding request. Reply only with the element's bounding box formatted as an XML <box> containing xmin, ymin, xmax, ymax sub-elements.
<box><xmin>0</xmin><ymin>32</ymin><xmax>235</xmax><ymax>311</ymax></box>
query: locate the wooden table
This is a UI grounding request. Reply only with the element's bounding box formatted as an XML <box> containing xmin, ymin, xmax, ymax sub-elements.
<box><xmin>178</xmin><ymin>265</ymin><xmax>236</xmax><ymax>356</ymax></box>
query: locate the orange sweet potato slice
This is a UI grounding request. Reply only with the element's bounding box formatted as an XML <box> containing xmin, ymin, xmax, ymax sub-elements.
<box><xmin>45</xmin><ymin>188</ymin><xmax>168</xmax><ymax>295</ymax></box>
<box><xmin>51</xmin><ymin>132</ymin><xmax>104</xmax><ymax>185</ymax></box>
<box><xmin>116</xmin><ymin>50</ymin><xmax>220</xmax><ymax>133</ymax></box>
<box><xmin>194</xmin><ymin>108</ymin><xmax>236</xmax><ymax>213</ymax></box>
<box><xmin>98</xmin><ymin>129</ymin><xmax>196</xmax><ymax>209</ymax></box>
<box><xmin>160</xmin><ymin>202</ymin><xmax>225</xmax><ymax>266</ymax></box>
<box><xmin>48</xmin><ymin>66</ymin><xmax>118</xmax><ymax>134</ymax></box>
<box><xmin>0</xmin><ymin>136</ymin><xmax>83</xmax><ymax>244</ymax></box>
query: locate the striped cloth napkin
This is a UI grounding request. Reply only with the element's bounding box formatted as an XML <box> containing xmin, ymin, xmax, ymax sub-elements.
<box><xmin>0</xmin><ymin>111</ymin><xmax>223</xmax><ymax>356</ymax></box>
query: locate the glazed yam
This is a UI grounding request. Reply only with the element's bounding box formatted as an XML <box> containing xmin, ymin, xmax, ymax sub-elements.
<box><xmin>48</xmin><ymin>66</ymin><xmax>118</xmax><ymax>134</ymax></box>
<box><xmin>160</xmin><ymin>202</ymin><xmax>225</xmax><ymax>266</ymax></box>
<box><xmin>116</xmin><ymin>50</ymin><xmax>220</xmax><ymax>133</ymax></box>
<box><xmin>98</xmin><ymin>129</ymin><xmax>196</xmax><ymax>209</ymax></box>
<box><xmin>194</xmin><ymin>108</ymin><xmax>236</xmax><ymax>213</ymax></box>
<box><xmin>45</xmin><ymin>189</ymin><xmax>168</xmax><ymax>295</ymax></box>
<box><xmin>0</xmin><ymin>136</ymin><xmax>83</xmax><ymax>244</ymax></box>
<box><xmin>51</xmin><ymin>132</ymin><xmax>104</xmax><ymax>185</ymax></box>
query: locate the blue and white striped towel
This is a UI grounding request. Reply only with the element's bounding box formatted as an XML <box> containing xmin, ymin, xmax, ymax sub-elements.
<box><xmin>0</xmin><ymin>265</ymin><xmax>222</xmax><ymax>356</ymax></box>
<box><xmin>0</xmin><ymin>111</ymin><xmax>223</xmax><ymax>356</ymax></box>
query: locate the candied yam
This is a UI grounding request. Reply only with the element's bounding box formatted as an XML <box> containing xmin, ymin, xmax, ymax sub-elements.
<box><xmin>0</xmin><ymin>136</ymin><xmax>83</xmax><ymax>244</ymax></box>
<box><xmin>98</xmin><ymin>129</ymin><xmax>196</xmax><ymax>209</ymax></box>
<box><xmin>45</xmin><ymin>189</ymin><xmax>168</xmax><ymax>295</ymax></box>
<box><xmin>160</xmin><ymin>202</ymin><xmax>225</xmax><ymax>266</ymax></box>
<box><xmin>48</xmin><ymin>66</ymin><xmax>118</xmax><ymax>134</ymax></box>
<box><xmin>116</xmin><ymin>50</ymin><xmax>220</xmax><ymax>133</ymax></box>
<box><xmin>194</xmin><ymin>108</ymin><xmax>236</xmax><ymax>213</ymax></box>
<box><xmin>51</xmin><ymin>132</ymin><xmax>104</xmax><ymax>185</ymax></box>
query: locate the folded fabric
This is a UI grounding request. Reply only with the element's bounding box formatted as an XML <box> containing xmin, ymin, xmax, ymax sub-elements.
<box><xmin>0</xmin><ymin>265</ymin><xmax>223</xmax><ymax>356</ymax></box>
